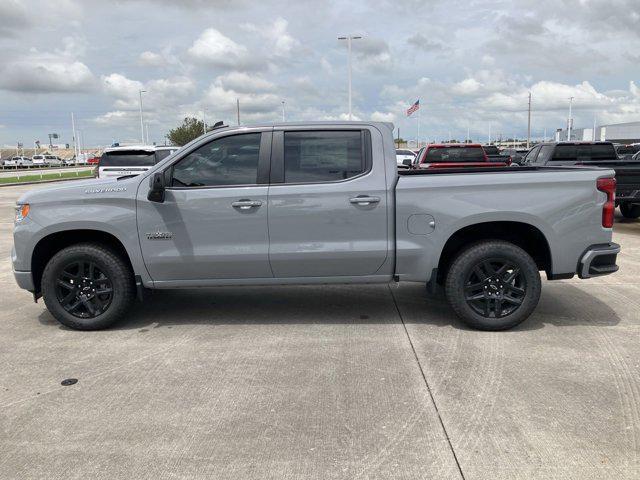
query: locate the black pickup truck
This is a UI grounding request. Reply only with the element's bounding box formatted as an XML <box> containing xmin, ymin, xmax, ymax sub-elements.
<box><xmin>521</xmin><ymin>141</ymin><xmax>640</xmax><ymax>219</ymax></box>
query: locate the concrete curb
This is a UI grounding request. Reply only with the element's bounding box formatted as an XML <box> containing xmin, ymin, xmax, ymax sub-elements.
<box><xmin>0</xmin><ymin>176</ymin><xmax>96</xmax><ymax>187</ymax></box>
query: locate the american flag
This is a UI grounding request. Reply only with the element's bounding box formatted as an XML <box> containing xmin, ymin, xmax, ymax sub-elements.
<box><xmin>406</xmin><ymin>99</ymin><xmax>420</xmax><ymax>117</ymax></box>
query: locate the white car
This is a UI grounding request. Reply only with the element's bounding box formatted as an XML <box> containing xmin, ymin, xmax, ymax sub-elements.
<box><xmin>31</xmin><ymin>155</ymin><xmax>48</xmax><ymax>166</ymax></box>
<box><xmin>45</xmin><ymin>155</ymin><xmax>63</xmax><ymax>166</ymax></box>
<box><xmin>396</xmin><ymin>149</ymin><xmax>416</xmax><ymax>168</ymax></box>
<box><xmin>98</xmin><ymin>145</ymin><xmax>180</xmax><ymax>179</ymax></box>
<box><xmin>3</xmin><ymin>156</ymin><xmax>33</xmax><ymax>167</ymax></box>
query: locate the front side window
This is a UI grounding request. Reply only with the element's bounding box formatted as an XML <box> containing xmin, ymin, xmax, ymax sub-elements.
<box><xmin>171</xmin><ymin>133</ymin><xmax>261</xmax><ymax>187</ymax></box>
<box><xmin>523</xmin><ymin>146</ymin><xmax>540</xmax><ymax>164</ymax></box>
<box><xmin>283</xmin><ymin>131</ymin><xmax>365</xmax><ymax>183</ymax></box>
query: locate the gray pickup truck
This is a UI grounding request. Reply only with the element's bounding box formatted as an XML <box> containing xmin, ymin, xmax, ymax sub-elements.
<box><xmin>12</xmin><ymin>122</ymin><xmax>620</xmax><ymax>331</ymax></box>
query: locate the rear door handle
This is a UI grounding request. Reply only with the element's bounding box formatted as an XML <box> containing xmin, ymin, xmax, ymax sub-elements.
<box><xmin>232</xmin><ymin>199</ymin><xmax>263</xmax><ymax>210</ymax></box>
<box><xmin>349</xmin><ymin>196</ymin><xmax>381</xmax><ymax>206</ymax></box>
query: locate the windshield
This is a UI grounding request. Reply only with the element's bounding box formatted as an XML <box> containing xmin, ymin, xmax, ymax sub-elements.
<box><xmin>425</xmin><ymin>146</ymin><xmax>485</xmax><ymax>162</ymax></box>
<box><xmin>396</xmin><ymin>150</ymin><xmax>414</xmax><ymax>156</ymax></box>
<box><xmin>100</xmin><ymin>150</ymin><xmax>156</xmax><ymax>167</ymax></box>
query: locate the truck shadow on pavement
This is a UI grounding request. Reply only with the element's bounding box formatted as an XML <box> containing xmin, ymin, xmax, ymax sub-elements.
<box><xmin>37</xmin><ymin>281</ymin><xmax>620</xmax><ymax>332</ymax></box>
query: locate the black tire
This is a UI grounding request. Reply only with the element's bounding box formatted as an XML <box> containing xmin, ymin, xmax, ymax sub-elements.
<box><xmin>41</xmin><ymin>243</ymin><xmax>134</xmax><ymax>330</ymax></box>
<box><xmin>444</xmin><ymin>241</ymin><xmax>541</xmax><ymax>331</ymax></box>
<box><xmin>620</xmin><ymin>203</ymin><xmax>640</xmax><ymax>219</ymax></box>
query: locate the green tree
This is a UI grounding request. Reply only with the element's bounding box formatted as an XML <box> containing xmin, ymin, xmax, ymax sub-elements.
<box><xmin>167</xmin><ymin>117</ymin><xmax>209</xmax><ymax>146</ymax></box>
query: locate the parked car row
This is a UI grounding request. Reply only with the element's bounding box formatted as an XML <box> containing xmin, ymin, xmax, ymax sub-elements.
<box><xmin>1</xmin><ymin>154</ymin><xmax>88</xmax><ymax>168</ymax></box>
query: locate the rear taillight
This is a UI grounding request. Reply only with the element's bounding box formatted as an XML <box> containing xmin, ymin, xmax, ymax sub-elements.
<box><xmin>597</xmin><ymin>177</ymin><xmax>616</xmax><ymax>228</ymax></box>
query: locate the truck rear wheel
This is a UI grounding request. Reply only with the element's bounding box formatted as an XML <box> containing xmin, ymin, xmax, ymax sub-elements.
<box><xmin>444</xmin><ymin>241</ymin><xmax>541</xmax><ymax>331</ymax></box>
<box><xmin>620</xmin><ymin>203</ymin><xmax>640</xmax><ymax>219</ymax></box>
<box><xmin>41</xmin><ymin>243</ymin><xmax>135</xmax><ymax>330</ymax></box>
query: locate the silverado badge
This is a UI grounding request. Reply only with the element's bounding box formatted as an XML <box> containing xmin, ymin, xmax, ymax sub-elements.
<box><xmin>146</xmin><ymin>229</ymin><xmax>173</xmax><ymax>240</ymax></box>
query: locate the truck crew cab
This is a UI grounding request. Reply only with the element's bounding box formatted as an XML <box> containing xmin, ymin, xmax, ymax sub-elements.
<box><xmin>12</xmin><ymin>122</ymin><xmax>619</xmax><ymax>331</ymax></box>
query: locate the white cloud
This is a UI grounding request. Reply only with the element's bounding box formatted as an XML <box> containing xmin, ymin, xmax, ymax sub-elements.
<box><xmin>216</xmin><ymin>71</ymin><xmax>275</xmax><ymax>93</ymax></box>
<box><xmin>138</xmin><ymin>51</ymin><xmax>165</xmax><ymax>66</ymax></box>
<box><xmin>102</xmin><ymin>73</ymin><xmax>145</xmax><ymax>108</ymax></box>
<box><xmin>241</xmin><ymin>17</ymin><xmax>299</xmax><ymax>58</ymax></box>
<box><xmin>0</xmin><ymin>0</ymin><xmax>30</xmax><ymax>37</ymax></box>
<box><xmin>187</xmin><ymin>28</ymin><xmax>261</xmax><ymax>69</ymax></box>
<box><xmin>0</xmin><ymin>57</ymin><xmax>95</xmax><ymax>93</ymax></box>
<box><xmin>452</xmin><ymin>78</ymin><xmax>481</xmax><ymax>95</ymax></box>
<box><xmin>371</xmin><ymin>111</ymin><xmax>396</xmax><ymax>122</ymax></box>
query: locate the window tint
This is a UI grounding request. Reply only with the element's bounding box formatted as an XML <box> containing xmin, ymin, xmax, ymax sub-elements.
<box><xmin>100</xmin><ymin>151</ymin><xmax>156</xmax><ymax>167</ymax></box>
<box><xmin>536</xmin><ymin>145</ymin><xmax>555</xmax><ymax>164</ymax></box>
<box><xmin>171</xmin><ymin>133</ymin><xmax>261</xmax><ymax>187</ymax></box>
<box><xmin>483</xmin><ymin>145</ymin><xmax>500</xmax><ymax>155</ymax></box>
<box><xmin>283</xmin><ymin>131</ymin><xmax>365</xmax><ymax>183</ymax></box>
<box><xmin>425</xmin><ymin>146</ymin><xmax>485</xmax><ymax>162</ymax></box>
<box><xmin>551</xmin><ymin>144</ymin><xmax>617</xmax><ymax>161</ymax></box>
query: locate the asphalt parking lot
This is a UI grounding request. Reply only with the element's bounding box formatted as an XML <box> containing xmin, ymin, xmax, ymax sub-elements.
<box><xmin>1</xmin><ymin>181</ymin><xmax>639</xmax><ymax>479</ymax></box>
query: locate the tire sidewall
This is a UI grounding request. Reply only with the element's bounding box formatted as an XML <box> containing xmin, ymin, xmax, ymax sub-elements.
<box><xmin>445</xmin><ymin>241</ymin><xmax>541</xmax><ymax>331</ymax></box>
<box><xmin>42</xmin><ymin>245</ymin><xmax>132</xmax><ymax>330</ymax></box>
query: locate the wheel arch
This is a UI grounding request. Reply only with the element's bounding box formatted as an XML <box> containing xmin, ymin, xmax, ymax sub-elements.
<box><xmin>436</xmin><ymin>221</ymin><xmax>552</xmax><ymax>284</ymax></box>
<box><xmin>31</xmin><ymin>229</ymin><xmax>134</xmax><ymax>294</ymax></box>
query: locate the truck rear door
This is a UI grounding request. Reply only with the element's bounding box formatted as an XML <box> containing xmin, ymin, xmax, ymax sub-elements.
<box><xmin>267</xmin><ymin>127</ymin><xmax>389</xmax><ymax>277</ymax></box>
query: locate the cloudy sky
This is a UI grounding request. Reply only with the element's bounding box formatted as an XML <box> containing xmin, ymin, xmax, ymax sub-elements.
<box><xmin>1</xmin><ymin>0</ymin><xmax>639</xmax><ymax>147</ymax></box>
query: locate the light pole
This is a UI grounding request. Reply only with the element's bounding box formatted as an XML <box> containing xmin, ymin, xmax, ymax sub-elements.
<box><xmin>281</xmin><ymin>100</ymin><xmax>286</xmax><ymax>122</ymax></box>
<box><xmin>338</xmin><ymin>34</ymin><xmax>362</xmax><ymax>120</ymax></box>
<box><xmin>567</xmin><ymin>96</ymin><xmax>574</xmax><ymax>141</ymax></box>
<box><xmin>139</xmin><ymin>89</ymin><xmax>146</xmax><ymax>144</ymax></box>
<box><xmin>527</xmin><ymin>91</ymin><xmax>531</xmax><ymax>149</ymax></box>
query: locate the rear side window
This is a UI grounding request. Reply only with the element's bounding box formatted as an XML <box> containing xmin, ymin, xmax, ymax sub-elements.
<box><xmin>551</xmin><ymin>144</ymin><xmax>617</xmax><ymax>161</ymax></box>
<box><xmin>483</xmin><ymin>145</ymin><xmax>499</xmax><ymax>155</ymax></box>
<box><xmin>283</xmin><ymin>131</ymin><xmax>365</xmax><ymax>183</ymax></box>
<box><xmin>535</xmin><ymin>145</ymin><xmax>555</xmax><ymax>164</ymax></box>
<box><xmin>425</xmin><ymin>146</ymin><xmax>485</xmax><ymax>162</ymax></box>
<box><xmin>100</xmin><ymin>151</ymin><xmax>156</xmax><ymax>167</ymax></box>
<box><xmin>171</xmin><ymin>133</ymin><xmax>261</xmax><ymax>187</ymax></box>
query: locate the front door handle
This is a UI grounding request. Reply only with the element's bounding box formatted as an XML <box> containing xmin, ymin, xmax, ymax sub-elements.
<box><xmin>232</xmin><ymin>199</ymin><xmax>263</xmax><ymax>210</ymax></box>
<box><xmin>349</xmin><ymin>195</ymin><xmax>381</xmax><ymax>206</ymax></box>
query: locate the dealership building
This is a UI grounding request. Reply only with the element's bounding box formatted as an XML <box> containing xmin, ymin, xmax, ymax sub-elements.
<box><xmin>556</xmin><ymin>121</ymin><xmax>640</xmax><ymax>144</ymax></box>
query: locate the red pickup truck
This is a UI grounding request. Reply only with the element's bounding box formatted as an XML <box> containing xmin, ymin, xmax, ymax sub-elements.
<box><xmin>413</xmin><ymin>143</ymin><xmax>508</xmax><ymax>169</ymax></box>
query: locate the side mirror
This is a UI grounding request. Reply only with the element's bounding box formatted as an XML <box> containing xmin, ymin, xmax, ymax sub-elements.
<box><xmin>148</xmin><ymin>171</ymin><xmax>165</xmax><ymax>203</ymax></box>
<box><xmin>402</xmin><ymin>158</ymin><xmax>412</xmax><ymax>166</ymax></box>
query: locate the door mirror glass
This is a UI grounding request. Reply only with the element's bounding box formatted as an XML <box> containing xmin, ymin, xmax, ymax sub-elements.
<box><xmin>402</xmin><ymin>158</ymin><xmax>412</xmax><ymax>166</ymax></box>
<box><xmin>148</xmin><ymin>171</ymin><xmax>165</xmax><ymax>203</ymax></box>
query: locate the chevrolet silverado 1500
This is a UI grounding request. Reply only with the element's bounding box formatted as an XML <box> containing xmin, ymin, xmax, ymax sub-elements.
<box><xmin>12</xmin><ymin>122</ymin><xmax>620</xmax><ymax>331</ymax></box>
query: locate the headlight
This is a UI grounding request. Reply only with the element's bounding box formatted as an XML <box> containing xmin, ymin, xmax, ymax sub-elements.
<box><xmin>15</xmin><ymin>204</ymin><xmax>30</xmax><ymax>223</ymax></box>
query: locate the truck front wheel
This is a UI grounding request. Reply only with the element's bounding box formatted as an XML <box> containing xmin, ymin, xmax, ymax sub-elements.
<box><xmin>620</xmin><ymin>203</ymin><xmax>640</xmax><ymax>219</ymax></box>
<box><xmin>41</xmin><ymin>243</ymin><xmax>135</xmax><ymax>330</ymax></box>
<box><xmin>444</xmin><ymin>241</ymin><xmax>541</xmax><ymax>331</ymax></box>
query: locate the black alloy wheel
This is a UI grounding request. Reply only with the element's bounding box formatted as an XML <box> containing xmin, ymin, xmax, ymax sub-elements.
<box><xmin>55</xmin><ymin>261</ymin><xmax>113</xmax><ymax>318</ymax></box>
<box><xmin>463</xmin><ymin>258</ymin><xmax>526</xmax><ymax>319</ymax></box>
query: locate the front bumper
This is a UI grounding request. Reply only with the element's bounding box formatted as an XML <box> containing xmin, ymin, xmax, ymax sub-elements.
<box><xmin>13</xmin><ymin>269</ymin><xmax>35</xmax><ymax>291</ymax></box>
<box><xmin>578</xmin><ymin>243</ymin><xmax>620</xmax><ymax>279</ymax></box>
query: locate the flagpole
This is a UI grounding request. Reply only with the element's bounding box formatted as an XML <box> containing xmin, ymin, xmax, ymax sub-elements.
<box><xmin>416</xmin><ymin>101</ymin><xmax>420</xmax><ymax>148</ymax></box>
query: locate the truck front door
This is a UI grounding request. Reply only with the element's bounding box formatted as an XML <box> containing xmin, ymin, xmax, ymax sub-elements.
<box><xmin>137</xmin><ymin>130</ymin><xmax>273</xmax><ymax>283</ymax></box>
<box><xmin>267</xmin><ymin>127</ymin><xmax>390</xmax><ymax>278</ymax></box>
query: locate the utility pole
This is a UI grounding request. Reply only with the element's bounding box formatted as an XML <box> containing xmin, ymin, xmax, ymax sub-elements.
<box><xmin>567</xmin><ymin>96</ymin><xmax>574</xmax><ymax>141</ymax></box>
<box><xmin>203</xmin><ymin>109</ymin><xmax>207</xmax><ymax>134</ymax></box>
<box><xmin>593</xmin><ymin>114</ymin><xmax>597</xmax><ymax>141</ymax></box>
<box><xmin>281</xmin><ymin>100</ymin><xmax>286</xmax><ymax>122</ymax></box>
<box><xmin>466</xmin><ymin>125</ymin><xmax>470</xmax><ymax>143</ymax></box>
<box><xmin>488</xmin><ymin>124</ymin><xmax>491</xmax><ymax>144</ymax></box>
<box><xmin>338</xmin><ymin>35</ymin><xmax>362</xmax><ymax>120</ymax></box>
<box><xmin>71</xmin><ymin>112</ymin><xmax>78</xmax><ymax>160</ymax></box>
<box><xmin>139</xmin><ymin>89</ymin><xmax>146</xmax><ymax>144</ymax></box>
<box><xmin>236</xmin><ymin>98</ymin><xmax>240</xmax><ymax>125</ymax></box>
<box><xmin>527</xmin><ymin>91</ymin><xmax>532</xmax><ymax>149</ymax></box>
